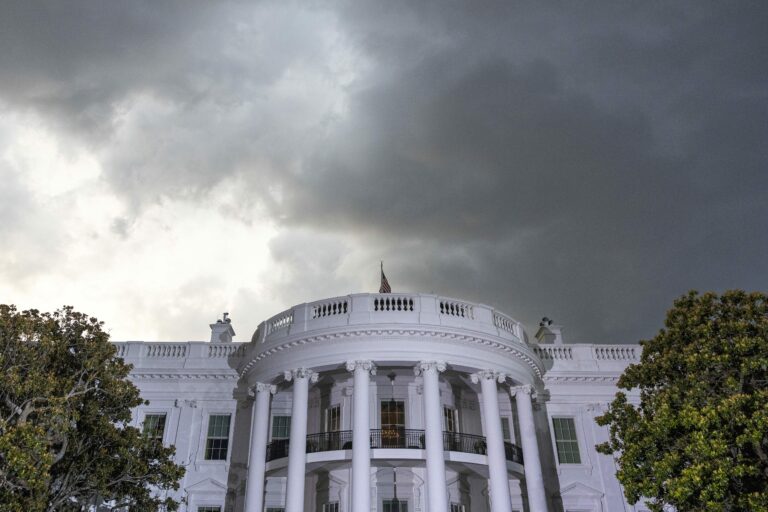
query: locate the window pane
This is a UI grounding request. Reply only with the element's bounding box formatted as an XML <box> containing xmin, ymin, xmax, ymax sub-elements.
<box><xmin>443</xmin><ymin>407</ymin><xmax>456</xmax><ymax>432</ymax></box>
<box><xmin>326</xmin><ymin>406</ymin><xmax>341</xmax><ymax>432</ymax></box>
<box><xmin>552</xmin><ymin>417</ymin><xmax>581</xmax><ymax>464</ymax></box>
<box><xmin>197</xmin><ymin>507</ymin><xmax>221</xmax><ymax>512</ymax></box>
<box><xmin>205</xmin><ymin>414</ymin><xmax>231</xmax><ymax>460</ymax></box>
<box><xmin>381</xmin><ymin>401</ymin><xmax>405</xmax><ymax>428</ymax></box>
<box><xmin>501</xmin><ymin>416</ymin><xmax>511</xmax><ymax>441</ymax></box>
<box><xmin>382</xmin><ymin>500</ymin><xmax>407</xmax><ymax>512</ymax></box>
<box><xmin>143</xmin><ymin>413</ymin><xmax>166</xmax><ymax>441</ymax></box>
<box><xmin>272</xmin><ymin>416</ymin><xmax>291</xmax><ymax>439</ymax></box>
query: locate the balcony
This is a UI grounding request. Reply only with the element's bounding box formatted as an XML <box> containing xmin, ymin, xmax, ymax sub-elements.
<box><xmin>265</xmin><ymin>430</ymin><xmax>523</xmax><ymax>465</ymax></box>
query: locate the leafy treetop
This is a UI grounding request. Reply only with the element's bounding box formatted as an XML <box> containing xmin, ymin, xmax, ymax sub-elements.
<box><xmin>0</xmin><ymin>305</ymin><xmax>185</xmax><ymax>512</ymax></box>
<box><xmin>596</xmin><ymin>291</ymin><xmax>768</xmax><ymax>512</ymax></box>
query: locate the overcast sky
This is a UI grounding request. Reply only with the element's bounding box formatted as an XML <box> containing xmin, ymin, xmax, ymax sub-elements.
<box><xmin>1</xmin><ymin>1</ymin><xmax>766</xmax><ymax>344</ymax></box>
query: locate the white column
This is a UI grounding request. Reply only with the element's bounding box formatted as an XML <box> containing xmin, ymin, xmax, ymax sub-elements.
<box><xmin>284</xmin><ymin>368</ymin><xmax>318</xmax><ymax>512</ymax></box>
<box><xmin>346</xmin><ymin>360</ymin><xmax>376</xmax><ymax>512</ymax></box>
<box><xmin>244</xmin><ymin>382</ymin><xmax>276</xmax><ymax>512</ymax></box>
<box><xmin>511</xmin><ymin>385</ymin><xmax>548</xmax><ymax>512</ymax></box>
<box><xmin>415</xmin><ymin>361</ymin><xmax>449</xmax><ymax>512</ymax></box>
<box><xmin>471</xmin><ymin>371</ymin><xmax>512</xmax><ymax>512</ymax></box>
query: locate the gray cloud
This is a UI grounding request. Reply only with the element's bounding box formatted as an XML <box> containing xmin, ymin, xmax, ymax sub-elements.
<box><xmin>1</xmin><ymin>1</ymin><xmax>766</xmax><ymax>343</ymax></box>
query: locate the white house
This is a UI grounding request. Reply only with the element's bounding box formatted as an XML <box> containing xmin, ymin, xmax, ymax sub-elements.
<box><xmin>114</xmin><ymin>292</ymin><xmax>646</xmax><ymax>512</ymax></box>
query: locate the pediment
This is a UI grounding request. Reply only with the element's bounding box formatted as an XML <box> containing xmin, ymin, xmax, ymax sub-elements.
<box><xmin>559</xmin><ymin>481</ymin><xmax>604</xmax><ymax>498</ymax></box>
<box><xmin>185</xmin><ymin>477</ymin><xmax>227</xmax><ymax>493</ymax></box>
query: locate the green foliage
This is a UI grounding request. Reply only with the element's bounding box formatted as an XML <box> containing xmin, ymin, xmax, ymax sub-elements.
<box><xmin>0</xmin><ymin>305</ymin><xmax>185</xmax><ymax>511</ymax></box>
<box><xmin>596</xmin><ymin>291</ymin><xmax>768</xmax><ymax>512</ymax></box>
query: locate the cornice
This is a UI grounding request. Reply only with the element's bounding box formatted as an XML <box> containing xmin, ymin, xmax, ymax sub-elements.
<box><xmin>543</xmin><ymin>374</ymin><xmax>621</xmax><ymax>384</ymax></box>
<box><xmin>129</xmin><ymin>372</ymin><xmax>238</xmax><ymax>381</ymax></box>
<box><xmin>239</xmin><ymin>327</ymin><xmax>543</xmax><ymax>378</ymax></box>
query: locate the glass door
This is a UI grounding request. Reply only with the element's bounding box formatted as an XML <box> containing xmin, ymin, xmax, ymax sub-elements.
<box><xmin>380</xmin><ymin>400</ymin><xmax>405</xmax><ymax>448</ymax></box>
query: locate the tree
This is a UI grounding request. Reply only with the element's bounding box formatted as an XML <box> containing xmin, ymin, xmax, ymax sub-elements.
<box><xmin>0</xmin><ymin>305</ymin><xmax>185</xmax><ymax>511</ymax></box>
<box><xmin>596</xmin><ymin>291</ymin><xmax>768</xmax><ymax>512</ymax></box>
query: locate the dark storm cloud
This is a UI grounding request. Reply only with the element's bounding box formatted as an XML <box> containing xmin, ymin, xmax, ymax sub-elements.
<box><xmin>1</xmin><ymin>1</ymin><xmax>767</xmax><ymax>343</ymax></box>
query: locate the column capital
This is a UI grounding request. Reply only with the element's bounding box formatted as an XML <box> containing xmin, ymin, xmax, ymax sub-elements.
<box><xmin>249</xmin><ymin>382</ymin><xmax>277</xmax><ymax>398</ymax></box>
<box><xmin>510</xmin><ymin>384</ymin><xmax>536</xmax><ymax>399</ymax></box>
<box><xmin>345</xmin><ymin>360</ymin><xmax>377</xmax><ymax>375</ymax></box>
<box><xmin>414</xmin><ymin>361</ymin><xmax>447</xmax><ymax>376</ymax></box>
<box><xmin>470</xmin><ymin>370</ymin><xmax>507</xmax><ymax>384</ymax></box>
<box><xmin>284</xmin><ymin>368</ymin><xmax>319</xmax><ymax>383</ymax></box>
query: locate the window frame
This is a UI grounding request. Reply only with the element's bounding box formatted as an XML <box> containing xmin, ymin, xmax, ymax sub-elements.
<box><xmin>322</xmin><ymin>502</ymin><xmax>340</xmax><ymax>512</ymax></box>
<box><xmin>380</xmin><ymin>400</ymin><xmax>406</xmax><ymax>429</ymax></box>
<box><xmin>501</xmin><ymin>415</ymin><xmax>512</xmax><ymax>442</ymax></box>
<box><xmin>551</xmin><ymin>416</ymin><xmax>582</xmax><ymax>465</ymax></box>
<box><xmin>382</xmin><ymin>499</ymin><xmax>408</xmax><ymax>512</ymax></box>
<box><xmin>271</xmin><ymin>415</ymin><xmax>291</xmax><ymax>440</ymax></box>
<box><xmin>443</xmin><ymin>406</ymin><xmax>457</xmax><ymax>433</ymax></box>
<box><xmin>325</xmin><ymin>404</ymin><xmax>341</xmax><ymax>432</ymax></box>
<box><xmin>142</xmin><ymin>412</ymin><xmax>168</xmax><ymax>443</ymax></box>
<box><xmin>203</xmin><ymin>413</ymin><xmax>232</xmax><ymax>462</ymax></box>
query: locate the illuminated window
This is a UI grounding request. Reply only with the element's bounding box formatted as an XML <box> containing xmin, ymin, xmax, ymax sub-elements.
<box><xmin>381</xmin><ymin>401</ymin><xmax>405</xmax><ymax>428</ymax></box>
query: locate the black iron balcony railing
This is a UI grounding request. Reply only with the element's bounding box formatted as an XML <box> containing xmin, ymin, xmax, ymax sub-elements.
<box><xmin>265</xmin><ymin>429</ymin><xmax>524</xmax><ymax>464</ymax></box>
<box><xmin>370</xmin><ymin>428</ymin><xmax>424</xmax><ymax>449</ymax></box>
<box><xmin>306</xmin><ymin>430</ymin><xmax>354</xmax><ymax>453</ymax></box>
<box><xmin>442</xmin><ymin>431</ymin><xmax>487</xmax><ymax>455</ymax></box>
<box><xmin>265</xmin><ymin>438</ymin><xmax>290</xmax><ymax>462</ymax></box>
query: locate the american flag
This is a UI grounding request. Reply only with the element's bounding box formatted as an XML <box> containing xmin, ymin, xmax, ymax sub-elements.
<box><xmin>379</xmin><ymin>262</ymin><xmax>391</xmax><ymax>293</ymax></box>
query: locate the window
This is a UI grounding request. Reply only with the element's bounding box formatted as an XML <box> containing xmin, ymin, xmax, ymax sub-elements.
<box><xmin>381</xmin><ymin>401</ymin><xmax>405</xmax><ymax>428</ymax></box>
<box><xmin>552</xmin><ymin>417</ymin><xmax>581</xmax><ymax>464</ymax></box>
<box><xmin>197</xmin><ymin>507</ymin><xmax>221</xmax><ymax>512</ymax></box>
<box><xmin>325</xmin><ymin>405</ymin><xmax>341</xmax><ymax>432</ymax></box>
<box><xmin>204</xmin><ymin>414</ymin><xmax>231</xmax><ymax>460</ymax></box>
<box><xmin>322</xmin><ymin>502</ymin><xmax>339</xmax><ymax>512</ymax></box>
<box><xmin>382</xmin><ymin>500</ymin><xmax>408</xmax><ymax>512</ymax></box>
<box><xmin>266</xmin><ymin>509</ymin><xmax>285</xmax><ymax>512</ymax></box>
<box><xmin>450</xmin><ymin>504</ymin><xmax>465</xmax><ymax>512</ymax></box>
<box><xmin>143</xmin><ymin>413</ymin><xmax>166</xmax><ymax>442</ymax></box>
<box><xmin>443</xmin><ymin>406</ymin><xmax>457</xmax><ymax>432</ymax></box>
<box><xmin>380</xmin><ymin>400</ymin><xmax>405</xmax><ymax>447</ymax></box>
<box><xmin>272</xmin><ymin>415</ymin><xmax>291</xmax><ymax>439</ymax></box>
<box><xmin>501</xmin><ymin>416</ymin><xmax>511</xmax><ymax>441</ymax></box>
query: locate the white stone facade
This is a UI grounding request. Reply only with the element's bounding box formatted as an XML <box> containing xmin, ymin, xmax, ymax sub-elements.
<box><xmin>115</xmin><ymin>293</ymin><xmax>647</xmax><ymax>512</ymax></box>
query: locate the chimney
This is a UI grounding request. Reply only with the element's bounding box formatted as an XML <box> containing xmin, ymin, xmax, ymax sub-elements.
<box><xmin>534</xmin><ymin>317</ymin><xmax>564</xmax><ymax>345</ymax></box>
<box><xmin>210</xmin><ymin>312</ymin><xmax>235</xmax><ymax>343</ymax></box>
